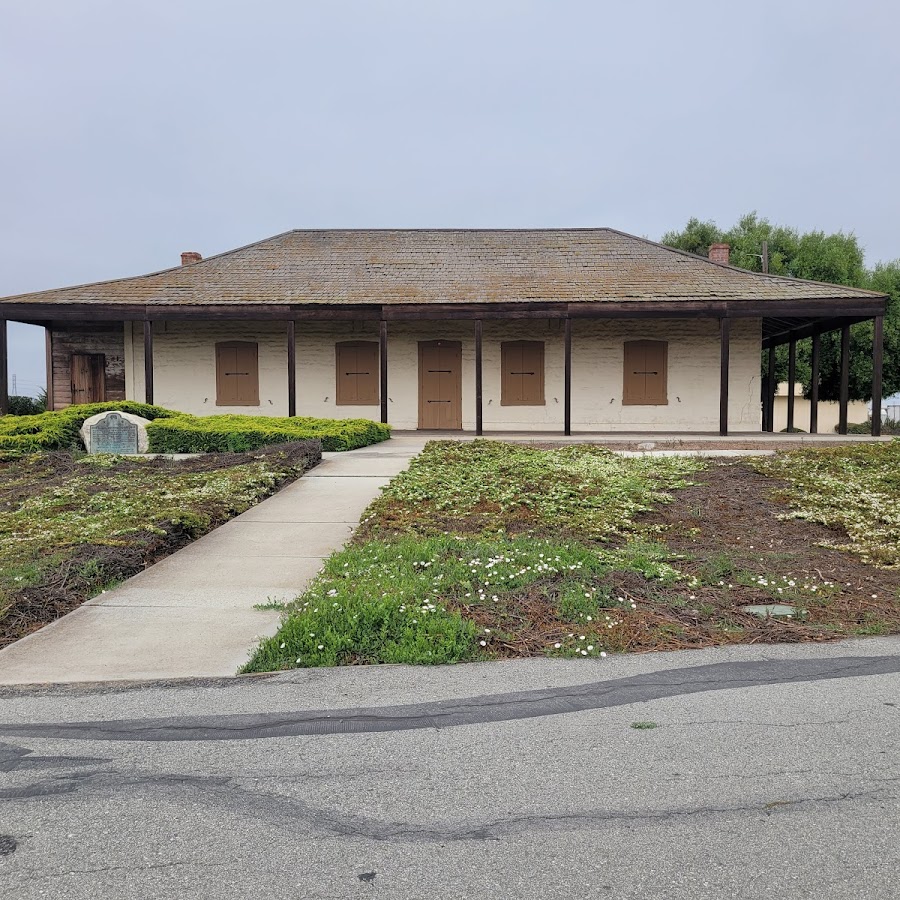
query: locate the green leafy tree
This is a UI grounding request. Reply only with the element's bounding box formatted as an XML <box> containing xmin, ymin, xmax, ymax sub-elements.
<box><xmin>661</xmin><ymin>213</ymin><xmax>896</xmax><ymax>401</ymax></box>
<box><xmin>660</xmin><ymin>217</ymin><xmax>721</xmax><ymax>258</ymax></box>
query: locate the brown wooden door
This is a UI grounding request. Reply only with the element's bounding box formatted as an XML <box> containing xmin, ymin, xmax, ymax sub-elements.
<box><xmin>418</xmin><ymin>341</ymin><xmax>462</xmax><ymax>429</ymax></box>
<box><xmin>71</xmin><ymin>353</ymin><xmax>106</xmax><ymax>404</ymax></box>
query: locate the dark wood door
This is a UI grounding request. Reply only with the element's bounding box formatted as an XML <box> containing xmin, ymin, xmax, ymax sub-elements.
<box><xmin>418</xmin><ymin>341</ymin><xmax>462</xmax><ymax>430</ymax></box>
<box><xmin>71</xmin><ymin>353</ymin><xmax>106</xmax><ymax>404</ymax></box>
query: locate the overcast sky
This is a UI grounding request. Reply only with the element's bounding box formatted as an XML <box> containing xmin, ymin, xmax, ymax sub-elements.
<box><xmin>3</xmin><ymin>0</ymin><xmax>898</xmax><ymax>396</ymax></box>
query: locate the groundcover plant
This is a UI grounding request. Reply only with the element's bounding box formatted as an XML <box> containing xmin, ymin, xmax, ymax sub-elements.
<box><xmin>0</xmin><ymin>442</ymin><xmax>320</xmax><ymax>647</ymax></box>
<box><xmin>245</xmin><ymin>439</ymin><xmax>900</xmax><ymax>671</ymax></box>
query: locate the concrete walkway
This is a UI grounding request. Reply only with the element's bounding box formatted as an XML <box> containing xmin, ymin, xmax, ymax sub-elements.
<box><xmin>0</xmin><ymin>438</ymin><xmax>428</xmax><ymax>685</ymax></box>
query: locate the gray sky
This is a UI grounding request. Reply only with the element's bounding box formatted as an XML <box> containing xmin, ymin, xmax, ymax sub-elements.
<box><xmin>3</xmin><ymin>0</ymin><xmax>899</xmax><ymax>397</ymax></box>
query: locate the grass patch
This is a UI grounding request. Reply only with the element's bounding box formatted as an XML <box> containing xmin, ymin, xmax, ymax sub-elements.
<box><xmin>242</xmin><ymin>533</ymin><xmax>697</xmax><ymax>671</ymax></box>
<box><xmin>0</xmin><ymin>442</ymin><xmax>320</xmax><ymax>647</ymax></box>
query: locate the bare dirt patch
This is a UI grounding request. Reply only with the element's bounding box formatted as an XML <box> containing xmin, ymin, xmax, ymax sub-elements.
<box><xmin>623</xmin><ymin>462</ymin><xmax>900</xmax><ymax>646</ymax></box>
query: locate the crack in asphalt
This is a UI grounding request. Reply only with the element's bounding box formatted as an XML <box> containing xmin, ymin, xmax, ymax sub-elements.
<box><xmin>4</xmin><ymin>767</ymin><xmax>898</xmax><ymax>843</ymax></box>
<box><xmin>0</xmin><ymin>654</ymin><xmax>898</xmax><ymax>743</ymax></box>
<box><xmin>9</xmin><ymin>859</ymin><xmax>229</xmax><ymax>882</ymax></box>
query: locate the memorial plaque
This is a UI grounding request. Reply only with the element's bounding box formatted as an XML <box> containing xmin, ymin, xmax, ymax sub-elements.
<box><xmin>89</xmin><ymin>412</ymin><xmax>139</xmax><ymax>454</ymax></box>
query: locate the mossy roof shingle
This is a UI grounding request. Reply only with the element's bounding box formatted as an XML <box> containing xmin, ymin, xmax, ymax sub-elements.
<box><xmin>0</xmin><ymin>228</ymin><xmax>887</xmax><ymax>307</ymax></box>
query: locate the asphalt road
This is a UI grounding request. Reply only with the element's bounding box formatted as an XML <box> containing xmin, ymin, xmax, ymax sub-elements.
<box><xmin>2</xmin><ymin>638</ymin><xmax>899</xmax><ymax>900</ymax></box>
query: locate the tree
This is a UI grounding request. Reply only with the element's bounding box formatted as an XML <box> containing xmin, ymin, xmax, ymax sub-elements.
<box><xmin>661</xmin><ymin>213</ymin><xmax>897</xmax><ymax>401</ymax></box>
<box><xmin>660</xmin><ymin>217</ymin><xmax>721</xmax><ymax>259</ymax></box>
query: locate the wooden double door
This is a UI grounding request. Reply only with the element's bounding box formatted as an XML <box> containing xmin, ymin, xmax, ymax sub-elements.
<box><xmin>418</xmin><ymin>340</ymin><xmax>462</xmax><ymax>430</ymax></box>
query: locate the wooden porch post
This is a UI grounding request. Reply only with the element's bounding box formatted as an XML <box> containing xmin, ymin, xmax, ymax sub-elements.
<box><xmin>0</xmin><ymin>319</ymin><xmax>8</xmax><ymax>415</ymax></box>
<box><xmin>379</xmin><ymin>319</ymin><xmax>388</xmax><ymax>424</ymax></box>
<box><xmin>45</xmin><ymin>328</ymin><xmax>55</xmax><ymax>412</ymax></box>
<box><xmin>719</xmin><ymin>317</ymin><xmax>730</xmax><ymax>436</ymax></box>
<box><xmin>872</xmin><ymin>315</ymin><xmax>884</xmax><ymax>437</ymax></box>
<box><xmin>563</xmin><ymin>317</ymin><xmax>572</xmax><ymax>436</ymax></box>
<box><xmin>838</xmin><ymin>324</ymin><xmax>850</xmax><ymax>435</ymax></box>
<box><xmin>143</xmin><ymin>320</ymin><xmax>154</xmax><ymax>405</ymax></box>
<box><xmin>786</xmin><ymin>338</ymin><xmax>797</xmax><ymax>432</ymax></box>
<box><xmin>287</xmin><ymin>320</ymin><xmax>296</xmax><ymax>417</ymax></box>
<box><xmin>474</xmin><ymin>319</ymin><xmax>483</xmax><ymax>436</ymax></box>
<box><xmin>765</xmin><ymin>344</ymin><xmax>776</xmax><ymax>432</ymax></box>
<box><xmin>809</xmin><ymin>332</ymin><xmax>820</xmax><ymax>434</ymax></box>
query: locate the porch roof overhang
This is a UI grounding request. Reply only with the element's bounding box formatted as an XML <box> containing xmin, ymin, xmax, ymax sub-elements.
<box><xmin>5</xmin><ymin>297</ymin><xmax>887</xmax><ymax>350</ymax></box>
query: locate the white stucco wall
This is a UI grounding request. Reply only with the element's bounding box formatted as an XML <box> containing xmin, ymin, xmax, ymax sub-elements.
<box><xmin>772</xmin><ymin>381</ymin><xmax>868</xmax><ymax>433</ymax></box>
<box><xmin>125</xmin><ymin>317</ymin><xmax>762</xmax><ymax>432</ymax></box>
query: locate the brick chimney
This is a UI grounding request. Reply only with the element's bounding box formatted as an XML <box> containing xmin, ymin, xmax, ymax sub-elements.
<box><xmin>181</xmin><ymin>251</ymin><xmax>202</xmax><ymax>266</ymax></box>
<box><xmin>708</xmin><ymin>243</ymin><xmax>730</xmax><ymax>265</ymax></box>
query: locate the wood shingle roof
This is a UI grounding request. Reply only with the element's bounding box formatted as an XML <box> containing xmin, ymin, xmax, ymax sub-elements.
<box><xmin>0</xmin><ymin>228</ymin><xmax>887</xmax><ymax>308</ymax></box>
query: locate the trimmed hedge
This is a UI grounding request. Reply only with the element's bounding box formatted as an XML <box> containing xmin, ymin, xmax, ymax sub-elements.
<box><xmin>0</xmin><ymin>403</ymin><xmax>391</xmax><ymax>453</ymax></box>
<box><xmin>146</xmin><ymin>414</ymin><xmax>391</xmax><ymax>453</ymax></box>
<box><xmin>0</xmin><ymin>402</ymin><xmax>176</xmax><ymax>452</ymax></box>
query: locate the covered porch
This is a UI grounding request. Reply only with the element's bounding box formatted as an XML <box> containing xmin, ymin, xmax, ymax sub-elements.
<box><xmin>0</xmin><ymin>294</ymin><xmax>887</xmax><ymax>436</ymax></box>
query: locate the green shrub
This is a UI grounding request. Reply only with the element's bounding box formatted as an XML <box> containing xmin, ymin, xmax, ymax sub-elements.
<box><xmin>8</xmin><ymin>395</ymin><xmax>46</xmax><ymax>416</ymax></box>
<box><xmin>845</xmin><ymin>418</ymin><xmax>900</xmax><ymax>435</ymax></box>
<box><xmin>146</xmin><ymin>414</ymin><xmax>391</xmax><ymax>453</ymax></box>
<box><xmin>0</xmin><ymin>402</ymin><xmax>176</xmax><ymax>452</ymax></box>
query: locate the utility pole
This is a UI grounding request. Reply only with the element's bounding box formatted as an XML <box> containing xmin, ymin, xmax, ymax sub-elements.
<box><xmin>761</xmin><ymin>240</ymin><xmax>769</xmax><ymax>274</ymax></box>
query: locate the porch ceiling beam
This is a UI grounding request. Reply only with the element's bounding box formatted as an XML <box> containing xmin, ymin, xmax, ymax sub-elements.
<box><xmin>0</xmin><ymin>304</ymin><xmax>383</xmax><ymax>322</ymax></box>
<box><xmin>566</xmin><ymin>301</ymin><xmax>727</xmax><ymax>318</ymax></box>
<box><xmin>732</xmin><ymin>302</ymin><xmax>885</xmax><ymax>319</ymax></box>
<box><xmin>0</xmin><ymin>296</ymin><xmax>885</xmax><ymax>325</ymax></box>
<box><xmin>762</xmin><ymin>315</ymin><xmax>872</xmax><ymax>348</ymax></box>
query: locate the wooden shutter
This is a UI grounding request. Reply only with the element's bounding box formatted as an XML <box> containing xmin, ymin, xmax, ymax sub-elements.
<box><xmin>501</xmin><ymin>341</ymin><xmax>545</xmax><ymax>406</ymax></box>
<box><xmin>623</xmin><ymin>340</ymin><xmax>668</xmax><ymax>405</ymax></box>
<box><xmin>336</xmin><ymin>341</ymin><xmax>379</xmax><ymax>405</ymax></box>
<box><xmin>216</xmin><ymin>342</ymin><xmax>259</xmax><ymax>406</ymax></box>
